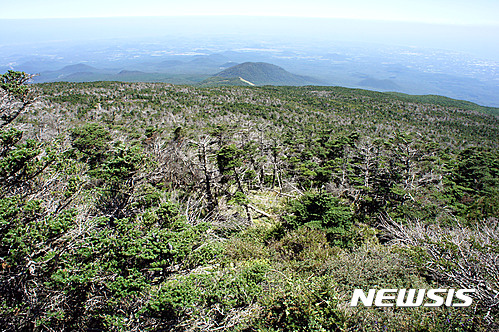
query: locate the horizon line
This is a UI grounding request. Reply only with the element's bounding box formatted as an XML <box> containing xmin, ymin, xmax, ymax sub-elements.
<box><xmin>0</xmin><ymin>15</ymin><xmax>497</xmax><ymax>27</ymax></box>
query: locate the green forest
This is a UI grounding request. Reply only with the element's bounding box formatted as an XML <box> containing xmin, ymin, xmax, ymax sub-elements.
<box><xmin>0</xmin><ymin>71</ymin><xmax>498</xmax><ymax>331</ymax></box>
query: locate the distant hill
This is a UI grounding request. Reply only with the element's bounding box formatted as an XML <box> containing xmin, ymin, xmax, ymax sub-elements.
<box><xmin>220</xmin><ymin>62</ymin><xmax>239</xmax><ymax>69</ymax></box>
<box><xmin>33</xmin><ymin>63</ymin><xmax>99</xmax><ymax>82</ymax></box>
<box><xmin>63</xmin><ymin>71</ymin><xmax>96</xmax><ymax>80</ymax></box>
<box><xmin>118</xmin><ymin>70</ymin><xmax>146</xmax><ymax>76</ymax></box>
<box><xmin>59</xmin><ymin>64</ymin><xmax>97</xmax><ymax>74</ymax></box>
<box><xmin>14</xmin><ymin>59</ymin><xmax>67</xmax><ymax>73</ymax></box>
<box><xmin>213</xmin><ymin>62</ymin><xmax>321</xmax><ymax>86</ymax></box>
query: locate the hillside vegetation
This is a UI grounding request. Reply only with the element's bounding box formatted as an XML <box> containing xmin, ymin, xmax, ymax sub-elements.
<box><xmin>0</xmin><ymin>74</ymin><xmax>498</xmax><ymax>331</ymax></box>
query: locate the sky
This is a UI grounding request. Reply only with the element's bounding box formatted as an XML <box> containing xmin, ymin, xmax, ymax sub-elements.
<box><xmin>1</xmin><ymin>0</ymin><xmax>498</xmax><ymax>26</ymax></box>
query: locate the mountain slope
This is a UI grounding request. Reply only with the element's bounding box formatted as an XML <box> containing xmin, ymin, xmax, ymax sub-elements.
<box><xmin>3</xmin><ymin>80</ymin><xmax>497</xmax><ymax>331</ymax></box>
<box><xmin>58</xmin><ymin>63</ymin><xmax>97</xmax><ymax>74</ymax></box>
<box><xmin>197</xmin><ymin>76</ymin><xmax>254</xmax><ymax>87</ymax></box>
<box><xmin>33</xmin><ymin>63</ymin><xmax>100</xmax><ymax>82</ymax></box>
<box><xmin>214</xmin><ymin>62</ymin><xmax>321</xmax><ymax>86</ymax></box>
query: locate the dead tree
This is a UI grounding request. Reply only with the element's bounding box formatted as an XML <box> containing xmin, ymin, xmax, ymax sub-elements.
<box><xmin>381</xmin><ymin>215</ymin><xmax>499</xmax><ymax>327</ymax></box>
<box><xmin>190</xmin><ymin>137</ymin><xmax>219</xmax><ymax>212</ymax></box>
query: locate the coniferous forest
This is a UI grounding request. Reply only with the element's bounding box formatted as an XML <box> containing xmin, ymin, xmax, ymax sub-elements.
<box><xmin>0</xmin><ymin>71</ymin><xmax>498</xmax><ymax>331</ymax></box>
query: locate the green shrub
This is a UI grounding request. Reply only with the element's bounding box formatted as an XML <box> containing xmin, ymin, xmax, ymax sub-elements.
<box><xmin>70</xmin><ymin>122</ymin><xmax>112</xmax><ymax>166</ymax></box>
<box><xmin>90</xmin><ymin>144</ymin><xmax>145</xmax><ymax>186</ymax></box>
<box><xmin>270</xmin><ymin>227</ymin><xmax>340</xmax><ymax>273</ymax></box>
<box><xmin>258</xmin><ymin>274</ymin><xmax>344</xmax><ymax>332</ymax></box>
<box><xmin>283</xmin><ymin>192</ymin><xmax>354</xmax><ymax>247</ymax></box>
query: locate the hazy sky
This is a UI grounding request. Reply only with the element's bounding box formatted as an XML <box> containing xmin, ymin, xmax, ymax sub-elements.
<box><xmin>2</xmin><ymin>0</ymin><xmax>498</xmax><ymax>25</ymax></box>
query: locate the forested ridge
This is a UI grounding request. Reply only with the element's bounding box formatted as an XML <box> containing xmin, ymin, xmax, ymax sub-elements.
<box><xmin>0</xmin><ymin>74</ymin><xmax>498</xmax><ymax>331</ymax></box>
